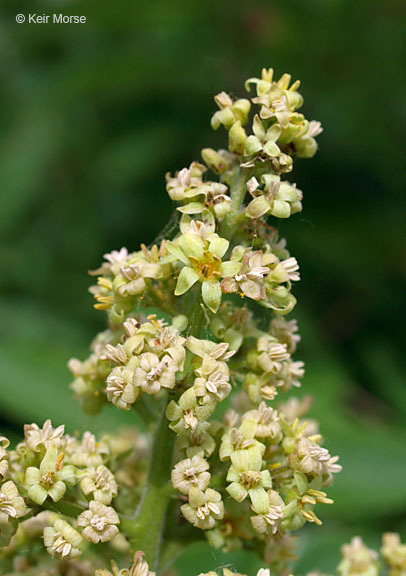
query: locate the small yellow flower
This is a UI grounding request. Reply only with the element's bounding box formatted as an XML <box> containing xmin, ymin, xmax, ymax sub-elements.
<box><xmin>78</xmin><ymin>501</ymin><xmax>120</xmax><ymax>544</ymax></box>
<box><xmin>181</xmin><ymin>487</ymin><xmax>224</xmax><ymax>530</ymax></box>
<box><xmin>79</xmin><ymin>465</ymin><xmax>117</xmax><ymax>505</ymax></box>
<box><xmin>0</xmin><ymin>481</ymin><xmax>27</xmax><ymax>525</ymax></box>
<box><xmin>171</xmin><ymin>455</ymin><xmax>210</xmax><ymax>495</ymax></box>
<box><xmin>168</xmin><ymin>227</ymin><xmax>241</xmax><ymax>313</ymax></box>
<box><xmin>43</xmin><ymin>518</ymin><xmax>82</xmax><ymax>560</ymax></box>
<box><xmin>25</xmin><ymin>446</ymin><xmax>76</xmax><ymax>505</ymax></box>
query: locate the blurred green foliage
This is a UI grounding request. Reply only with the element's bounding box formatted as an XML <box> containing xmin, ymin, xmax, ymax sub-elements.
<box><xmin>0</xmin><ymin>0</ymin><xmax>405</xmax><ymax>573</ymax></box>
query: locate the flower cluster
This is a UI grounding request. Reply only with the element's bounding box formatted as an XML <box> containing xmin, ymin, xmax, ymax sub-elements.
<box><xmin>166</xmin><ymin>162</ymin><xmax>232</xmax><ymax>221</ymax></box>
<box><xmin>92</xmin><ymin>533</ymin><xmax>406</xmax><ymax>576</ymax></box>
<box><xmin>2</xmin><ymin>68</ymin><xmax>345</xmax><ymax>576</ymax></box>
<box><xmin>335</xmin><ymin>535</ymin><xmax>406</xmax><ymax>576</ymax></box>
<box><xmin>70</xmin><ymin>66</ymin><xmax>334</xmax><ymax>572</ymax></box>
<box><xmin>89</xmin><ymin>243</ymin><xmax>172</xmax><ymax>324</ymax></box>
<box><xmin>0</xmin><ymin>419</ymin><xmax>149</xmax><ymax>571</ymax></box>
<box><xmin>104</xmin><ymin>315</ymin><xmax>186</xmax><ymax>408</ymax></box>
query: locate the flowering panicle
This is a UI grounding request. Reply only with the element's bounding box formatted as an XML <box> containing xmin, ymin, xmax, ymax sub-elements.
<box><xmin>2</xmin><ymin>68</ymin><xmax>345</xmax><ymax>576</ymax></box>
<box><xmin>71</xmin><ymin>66</ymin><xmax>333</xmax><ymax>572</ymax></box>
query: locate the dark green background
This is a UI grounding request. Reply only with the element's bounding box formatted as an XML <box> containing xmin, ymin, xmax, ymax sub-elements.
<box><xmin>0</xmin><ymin>0</ymin><xmax>405</xmax><ymax>573</ymax></box>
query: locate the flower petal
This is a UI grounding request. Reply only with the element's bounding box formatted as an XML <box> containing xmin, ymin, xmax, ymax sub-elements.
<box><xmin>209</xmin><ymin>237</ymin><xmax>229</xmax><ymax>259</ymax></box>
<box><xmin>202</xmin><ymin>280</ymin><xmax>222</xmax><ymax>313</ymax></box>
<box><xmin>246</xmin><ymin>197</ymin><xmax>270</xmax><ymax>219</ymax></box>
<box><xmin>227</xmin><ymin>482</ymin><xmax>248</xmax><ymax>503</ymax></box>
<box><xmin>174</xmin><ymin>267</ymin><xmax>200</xmax><ymax>296</ymax></box>
<box><xmin>249</xmin><ymin>486</ymin><xmax>269</xmax><ymax>514</ymax></box>
<box><xmin>263</xmin><ymin>140</ymin><xmax>280</xmax><ymax>157</ymax></box>
<box><xmin>179</xmin><ymin>233</ymin><xmax>204</xmax><ymax>260</ymax></box>
<box><xmin>220</xmin><ymin>260</ymin><xmax>242</xmax><ymax>277</ymax></box>
<box><xmin>177</xmin><ymin>202</ymin><xmax>205</xmax><ymax>215</ymax></box>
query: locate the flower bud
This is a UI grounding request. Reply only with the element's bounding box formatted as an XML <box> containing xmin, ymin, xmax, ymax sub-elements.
<box><xmin>233</xmin><ymin>98</ymin><xmax>251</xmax><ymax>123</ymax></box>
<box><xmin>201</xmin><ymin>148</ymin><xmax>228</xmax><ymax>174</ymax></box>
<box><xmin>210</xmin><ymin>318</ymin><xmax>226</xmax><ymax>339</ymax></box>
<box><xmin>228</xmin><ymin>121</ymin><xmax>247</xmax><ymax>155</ymax></box>
<box><xmin>282</xmin><ymin>436</ymin><xmax>295</xmax><ymax>454</ymax></box>
<box><xmin>172</xmin><ymin>314</ymin><xmax>189</xmax><ymax>332</ymax></box>
<box><xmin>295</xmin><ymin>137</ymin><xmax>318</xmax><ymax>158</ymax></box>
<box><xmin>284</xmin><ymin>90</ymin><xmax>303</xmax><ymax>111</ymax></box>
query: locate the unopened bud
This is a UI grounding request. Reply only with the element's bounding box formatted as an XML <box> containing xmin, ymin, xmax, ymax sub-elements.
<box><xmin>228</xmin><ymin>121</ymin><xmax>247</xmax><ymax>155</ymax></box>
<box><xmin>201</xmin><ymin>148</ymin><xmax>228</xmax><ymax>174</ymax></box>
<box><xmin>295</xmin><ymin>137</ymin><xmax>318</xmax><ymax>158</ymax></box>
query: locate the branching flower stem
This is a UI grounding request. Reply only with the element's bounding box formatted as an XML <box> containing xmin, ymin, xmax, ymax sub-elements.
<box><xmin>122</xmin><ymin>291</ymin><xmax>206</xmax><ymax>570</ymax></box>
<box><xmin>125</xmin><ymin>173</ymin><xmax>250</xmax><ymax>569</ymax></box>
<box><xmin>122</xmin><ymin>394</ymin><xmax>176</xmax><ymax>570</ymax></box>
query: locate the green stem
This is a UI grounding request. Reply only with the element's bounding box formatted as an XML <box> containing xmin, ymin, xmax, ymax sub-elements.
<box><xmin>220</xmin><ymin>166</ymin><xmax>248</xmax><ymax>238</ymax></box>
<box><xmin>186</xmin><ymin>287</ymin><xmax>205</xmax><ymax>339</ymax></box>
<box><xmin>230</xmin><ymin>169</ymin><xmax>248</xmax><ymax>212</ymax></box>
<box><xmin>122</xmin><ymin>395</ymin><xmax>175</xmax><ymax>570</ymax></box>
<box><xmin>122</xmin><ymin>290</ymin><xmax>205</xmax><ymax>571</ymax></box>
<box><xmin>42</xmin><ymin>498</ymin><xmax>86</xmax><ymax>517</ymax></box>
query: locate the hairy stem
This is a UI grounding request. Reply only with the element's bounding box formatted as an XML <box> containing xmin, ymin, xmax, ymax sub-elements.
<box><xmin>122</xmin><ymin>394</ymin><xmax>175</xmax><ymax>570</ymax></box>
<box><xmin>220</xmin><ymin>166</ymin><xmax>248</xmax><ymax>238</ymax></box>
<box><xmin>122</xmin><ymin>289</ymin><xmax>205</xmax><ymax>570</ymax></box>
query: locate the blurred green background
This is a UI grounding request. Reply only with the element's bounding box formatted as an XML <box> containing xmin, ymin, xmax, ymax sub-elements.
<box><xmin>0</xmin><ymin>0</ymin><xmax>405</xmax><ymax>573</ymax></box>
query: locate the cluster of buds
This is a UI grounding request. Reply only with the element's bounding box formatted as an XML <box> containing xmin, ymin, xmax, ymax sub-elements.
<box><xmin>2</xmin><ymin>68</ymin><xmax>348</xmax><ymax>575</ymax></box>
<box><xmin>211</xmin><ymin>67</ymin><xmax>322</xmax><ymax>170</ymax></box>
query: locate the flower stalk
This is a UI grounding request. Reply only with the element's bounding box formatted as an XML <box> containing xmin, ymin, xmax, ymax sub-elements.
<box><xmin>122</xmin><ymin>394</ymin><xmax>176</xmax><ymax>570</ymax></box>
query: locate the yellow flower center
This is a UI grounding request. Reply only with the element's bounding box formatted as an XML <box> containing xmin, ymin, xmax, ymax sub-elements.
<box><xmin>241</xmin><ymin>471</ymin><xmax>262</xmax><ymax>489</ymax></box>
<box><xmin>41</xmin><ymin>471</ymin><xmax>56</xmax><ymax>489</ymax></box>
<box><xmin>190</xmin><ymin>252</ymin><xmax>221</xmax><ymax>281</ymax></box>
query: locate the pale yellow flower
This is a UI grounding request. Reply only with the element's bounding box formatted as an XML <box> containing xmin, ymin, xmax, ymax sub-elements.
<box><xmin>78</xmin><ymin>501</ymin><xmax>119</xmax><ymax>544</ymax></box>
<box><xmin>193</xmin><ymin>355</ymin><xmax>231</xmax><ymax>404</ymax></box>
<box><xmin>226</xmin><ymin>446</ymin><xmax>272</xmax><ymax>514</ymax></box>
<box><xmin>25</xmin><ymin>446</ymin><xmax>76</xmax><ymax>505</ymax></box>
<box><xmin>24</xmin><ymin>419</ymin><xmax>65</xmax><ymax>452</ymax></box>
<box><xmin>251</xmin><ymin>490</ymin><xmax>284</xmax><ymax>534</ymax></box>
<box><xmin>79</xmin><ymin>465</ymin><xmax>117</xmax><ymax>505</ymax></box>
<box><xmin>181</xmin><ymin>487</ymin><xmax>224</xmax><ymax>530</ymax></box>
<box><xmin>0</xmin><ymin>481</ymin><xmax>27</xmax><ymax>524</ymax></box>
<box><xmin>43</xmin><ymin>518</ymin><xmax>82</xmax><ymax>559</ymax></box>
<box><xmin>134</xmin><ymin>353</ymin><xmax>177</xmax><ymax>395</ymax></box>
<box><xmin>166</xmin><ymin>388</ymin><xmax>216</xmax><ymax>434</ymax></box>
<box><xmin>168</xmin><ymin>228</ymin><xmax>241</xmax><ymax>313</ymax></box>
<box><xmin>106</xmin><ymin>366</ymin><xmax>139</xmax><ymax>410</ymax></box>
<box><xmin>171</xmin><ymin>455</ymin><xmax>210</xmax><ymax>494</ymax></box>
